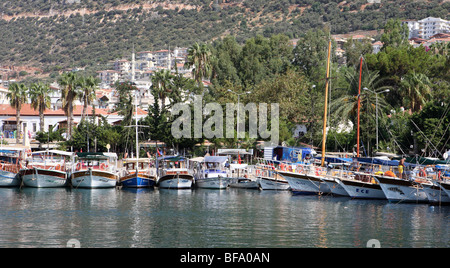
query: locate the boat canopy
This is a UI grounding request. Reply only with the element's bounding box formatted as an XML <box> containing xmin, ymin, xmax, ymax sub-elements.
<box><xmin>157</xmin><ymin>155</ymin><xmax>186</xmax><ymax>162</ymax></box>
<box><xmin>316</xmin><ymin>156</ymin><xmax>352</xmax><ymax>164</ymax></box>
<box><xmin>204</xmin><ymin>156</ymin><xmax>228</xmax><ymax>164</ymax></box>
<box><xmin>402</xmin><ymin>156</ymin><xmax>450</xmax><ymax>165</ymax></box>
<box><xmin>32</xmin><ymin>150</ymin><xmax>74</xmax><ymax>157</ymax></box>
<box><xmin>355</xmin><ymin>157</ymin><xmax>418</xmax><ymax>167</ymax></box>
<box><xmin>76</xmin><ymin>152</ymin><xmax>110</xmax><ymax>160</ymax></box>
<box><xmin>123</xmin><ymin>158</ymin><xmax>151</xmax><ymax>163</ymax></box>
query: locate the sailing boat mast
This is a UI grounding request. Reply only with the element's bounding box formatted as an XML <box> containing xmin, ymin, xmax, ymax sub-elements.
<box><xmin>321</xmin><ymin>40</ymin><xmax>332</xmax><ymax>167</ymax></box>
<box><xmin>357</xmin><ymin>56</ymin><xmax>363</xmax><ymax>158</ymax></box>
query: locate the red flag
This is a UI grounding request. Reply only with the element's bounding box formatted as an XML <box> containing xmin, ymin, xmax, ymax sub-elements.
<box><xmin>238</xmin><ymin>153</ymin><xmax>241</xmax><ymax>164</ymax></box>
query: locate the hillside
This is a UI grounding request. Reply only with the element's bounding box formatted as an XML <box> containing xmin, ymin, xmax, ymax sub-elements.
<box><xmin>0</xmin><ymin>0</ymin><xmax>448</xmax><ymax>77</ymax></box>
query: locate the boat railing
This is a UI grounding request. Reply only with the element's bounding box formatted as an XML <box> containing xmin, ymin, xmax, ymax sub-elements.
<box><xmin>0</xmin><ymin>161</ymin><xmax>20</xmax><ymax>173</ymax></box>
<box><xmin>159</xmin><ymin>168</ymin><xmax>190</xmax><ymax>177</ymax></box>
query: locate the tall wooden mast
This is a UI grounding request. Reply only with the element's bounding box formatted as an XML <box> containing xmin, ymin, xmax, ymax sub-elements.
<box><xmin>321</xmin><ymin>40</ymin><xmax>332</xmax><ymax>167</ymax></box>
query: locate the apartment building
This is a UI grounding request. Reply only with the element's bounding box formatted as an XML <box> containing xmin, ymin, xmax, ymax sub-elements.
<box><xmin>403</xmin><ymin>17</ymin><xmax>449</xmax><ymax>40</ymax></box>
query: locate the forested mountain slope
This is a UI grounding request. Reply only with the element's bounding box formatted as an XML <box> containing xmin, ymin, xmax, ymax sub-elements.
<box><xmin>0</xmin><ymin>0</ymin><xmax>448</xmax><ymax>71</ymax></box>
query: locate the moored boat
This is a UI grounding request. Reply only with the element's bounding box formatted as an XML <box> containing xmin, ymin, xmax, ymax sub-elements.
<box><xmin>119</xmin><ymin>158</ymin><xmax>157</xmax><ymax>188</ymax></box>
<box><xmin>255</xmin><ymin>162</ymin><xmax>289</xmax><ymax>190</ymax></box>
<box><xmin>0</xmin><ymin>147</ymin><xmax>26</xmax><ymax>187</ymax></box>
<box><xmin>278</xmin><ymin>164</ymin><xmax>331</xmax><ymax>195</ymax></box>
<box><xmin>196</xmin><ymin>156</ymin><xmax>232</xmax><ymax>189</ymax></box>
<box><xmin>421</xmin><ymin>180</ymin><xmax>450</xmax><ymax>205</ymax></box>
<box><xmin>228</xmin><ymin>163</ymin><xmax>259</xmax><ymax>189</ymax></box>
<box><xmin>156</xmin><ymin>155</ymin><xmax>194</xmax><ymax>189</ymax></box>
<box><xmin>373</xmin><ymin>172</ymin><xmax>428</xmax><ymax>203</ymax></box>
<box><xmin>71</xmin><ymin>152</ymin><xmax>119</xmax><ymax>188</ymax></box>
<box><xmin>335</xmin><ymin>172</ymin><xmax>385</xmax><ymax>199</ymax></box>
<box><xmin>20</xmin><ymin>150</ymin><xmax>73</xmax><ymax>188</ymax></box>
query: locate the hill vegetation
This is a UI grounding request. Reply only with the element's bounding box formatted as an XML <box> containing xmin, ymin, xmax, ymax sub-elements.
<box><xmin>0</xmin><ymin>0</ymin><xmax>448</xmax><ymax>71</ymax></box>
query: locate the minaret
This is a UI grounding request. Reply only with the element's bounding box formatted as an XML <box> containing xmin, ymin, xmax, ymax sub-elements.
<box><xmin>131</xmin><ymin>45</ymin><xmax>135</xmax><ymax>82</ymax></box>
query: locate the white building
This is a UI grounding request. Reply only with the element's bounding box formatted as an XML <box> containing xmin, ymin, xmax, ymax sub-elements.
<box><xmin>403</xmin><ymin>17</ymin><xmax>449</xmax><ymax>40</ymax></box>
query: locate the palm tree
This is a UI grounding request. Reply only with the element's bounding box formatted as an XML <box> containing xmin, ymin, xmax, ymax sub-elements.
<box><xmin>78</xmin><ymin>75</ymin><xmax>99</xmax><ymax>121</ymax></box>
<box><xmin>331</xmin><ymin>67</ymin><xmax>390</xmax><ymax>129</ymax></box>
<box><xmin>58</xmin><ymin>72</ymin><xmax>80</xmax><ymax>140</ymax></box>
<box><xmin>151</xmin><ymin>69</ymin><xmax>174</xmax><ymax>112</ymax></box>
<box><xmin>399</xmin><ymin>72</ymin><xmax>432</xmax><ymax>113</ymax></box>
<box><xmin>185</xmin><ymin>42</ymin><xmax>212</xmax><ymax>87</ymax></box>
<box><xmin>7</xmin><ymin>83</ymin><xmax>28</xmax><ymax>144</ymax></box>
<box><xmin>29</xmin><ymin>82</ymin><xmax>51</xmax><ymax>133</ymax></box>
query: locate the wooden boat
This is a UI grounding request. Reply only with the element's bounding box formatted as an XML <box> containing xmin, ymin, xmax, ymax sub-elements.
<box><xmin>336</xmin><ymin>172</ymin><xmax>386</xmax><ymax>199</ymax></box>
<box><xmin>156</xmin><ymin>156</ymin><xmax>194</xmax><ymax>189</ymax></box>
<box><xmin>256</xmin><ymin>162</ymin><xmax>289</xmax><ymax>190</ymax></box>
<box><xmin>71</xmin><ymin>152</ymin><xmax>118</xmax><ymax>188</ymax></box>
<box><xmin>196</xmin><ymin>156</ymin><xmax>232</xmax><ymax>189</ymax></box>
<box><xmin>20</xmin><ymin>150</ymin><xmax>74</xmax><ymax>188</ymax></box>
<box><xmin>278</xmin><ymin>164</ymin><xmax>332</xmax><ymax>195</ymax></box>
<box><xmin>373</xmin><ymin>172</ymin><xmax>428</xmax><ymax>203</ymax></box>
<box><xmin>0</xmin><ymin>146</ymin><xmax>26</xmax><ymax>187</ymax></box>
<box><xmin>228</xmin><ymin>163</ymin><xmax>259</xmax><ymax>189</ymax></box>
<box><xmin>120</xmin><ymin>158</ymin><xmax>156</xmax><ymax>188</ymax></box>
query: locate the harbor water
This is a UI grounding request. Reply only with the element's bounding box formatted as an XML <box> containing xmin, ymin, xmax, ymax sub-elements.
<box><xmin>0</xmin><ymin>187</ymin><xmax>448</xmax><ymax>248</ymax></box>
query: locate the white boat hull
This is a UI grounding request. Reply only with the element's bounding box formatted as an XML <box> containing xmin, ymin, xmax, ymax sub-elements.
<box><xmin>71</xmin><ymin>170</ymin><xmax>118</xmax><ymax>188</ymax></box>
<box><xmin>434</xmin><ymin>180</ymin><xmax>450</xmax><ymax>199</ymax></box>
<box><xmin>196</xmin><ymin>177</ymin><xmax>231</xmax><ymax>189</ymax></box>
<box><xmin>0</xmin><ymin>170</ymin><xmax>21</xmax><ymax>187</ymax></box>
<box><xmin>21</xmin><ymin>168</ymin><xmax>67</xmax><ymax>188</ymax></box>
<box><xmin>278</xmin><ymin>171</ymin><xmax>331</xmax><ymax>195</ymax></box>
<box><xmin>374</xmin><ymin>175</ymin><xmax>428</xmax><ymax>203</ymax></box>
<box><xmin>321</xmin><ymin>177</ymin><xmax>349</xmax><ymax>196</ymax></box>
<box><xmin>158</xmin><ymin>174</ymin><xmax>193</xmax><ymax>189</ymax></box>
<box><xmin>336</xmin><ymin>178</ymin><xmax>385</xmax><ymax>199</ymax></box>
<box><xmin>229</xmin><ymin>178</ymin><xmax>259</xmax><ymax>189</ymax></box>
<box><xmin>257</xmin><ymin>177</ymin><xmax>290</xmax><ymax>190</ymax></box>
<box><xmin>422</xmin><ymin>182</ymin><xmax>450</xmax><ymax>204</ymax></box>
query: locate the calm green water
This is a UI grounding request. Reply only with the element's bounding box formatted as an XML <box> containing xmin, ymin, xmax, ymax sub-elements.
<box><xmin>0</xmin><ymin>187</ymin><xmax>448</xmax><ymax>248</ymax></box>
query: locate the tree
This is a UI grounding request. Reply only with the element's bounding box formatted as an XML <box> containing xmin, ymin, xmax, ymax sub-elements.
<box><xmin>151</xmin><ymin>69</ymin><xmax>174</xmax><ymax>112</ymax></box>
<box><xmin>330</xmin><ymin>67</ymin><xmax>390</xmax><ymax>153</ymax></box>
<box><xmin>78</xmin><ymin>75</ymin><xmax>99</xmax><ymax>121</ymax></box>
<box><xmin>185</xmin><ymin>42</ymin><xmax>213</xmax><ymax>87</ymax></box>
<box><xmin>292</xmin><ymin>29</ymin><xmax>335</xmax><ymax>81</ymax></box>
<box><xmin>113</xmin><ymin>81</ymin><xmax>138</xmax><ymax>126</ymax></box>
<box><xmin>7</xmin><ymin>83</ymin><xmax>28</xmax><ymax>144</ymax></box>
<box><xmin>29</xmin><ymin>82</ymin><xmax>51</xmax><ymax>133</ymax></box>
<box><xmin>380</xmin><ymin>19</ymin><xmax>409</xmax><ymax>50</ymax></box>
<box><xmin>58</xmin><ymin>72</ymin><xmax>80</xmax><ymax>140</ymax></box>
<box><xmin>399</xmin><ymin>72</ymin><xmax>432</xmax><ymax>113</ymax></box>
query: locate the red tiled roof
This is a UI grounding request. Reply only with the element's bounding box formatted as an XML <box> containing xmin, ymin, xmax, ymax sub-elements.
<box><xmin>0</xmin><ymin>104</ymin><xmax>109</xmax><ymax>117</ymax></box>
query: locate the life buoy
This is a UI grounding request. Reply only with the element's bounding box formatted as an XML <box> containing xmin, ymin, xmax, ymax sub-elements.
<box><xmin>100</xmin><ymin>163</ymin><xmax>107</xmax><ymax>170</ymax></box>
<box><xmin>296</xmin><ymin>165</ymin><xmax>304</xmax><ymax>174</ymax></box>
<box><xmin>419</xmin><ymin>169</ymin><xmax>427</xmax><ymax>177</ymax></box>
<box><xmin>288</xmin><ymin>165</ymin><xmax>293</xmax><ymax>172</ymax></box>
<box><xmin>76</xmin><ymin>163</ymin><xmax>81</xmax><ymax>171</ymax></box>
<box><xmin>55</xmin><ymin>164</ymin><xmax>61</xmax><ymax>171</ymax></box>
<box><xmin>256</xmin><ymin>169</ymin><xmax>261</xmax><ymax>176</ymax></box>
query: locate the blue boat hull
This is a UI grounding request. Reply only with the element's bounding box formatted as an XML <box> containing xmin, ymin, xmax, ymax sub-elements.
<box><xmin>121</xmin><ymin>176</ymin><xmax>156</xmax><ymax>188</ymax></box>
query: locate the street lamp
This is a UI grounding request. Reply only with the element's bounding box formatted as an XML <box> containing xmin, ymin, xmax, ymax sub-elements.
<box><xmin>363</xmin><ymin>87</ymin><xmax>390</xmax><ymax>151</ymax></box>
<box><xmin>227</xmin><ymin>89</ymin><xmax>251</xmax><ymax>143</ymax></box>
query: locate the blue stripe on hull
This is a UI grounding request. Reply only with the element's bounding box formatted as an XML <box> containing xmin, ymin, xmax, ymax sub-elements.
<box><xmin>121</xmin><ymin>177</ymin><xmax>156</xmax><ymax>188</ymax></box>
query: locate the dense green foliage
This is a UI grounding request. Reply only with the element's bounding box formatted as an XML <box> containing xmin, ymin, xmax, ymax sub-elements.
<box><xmin>1</xmin><ymin>1</ymin><xmax>449</xmax><ymax>157</ymax></box>
<box><xmin>0</xmin><ymin>0</ymin><xmax>449</xmax><ymax>71</ymax></box>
